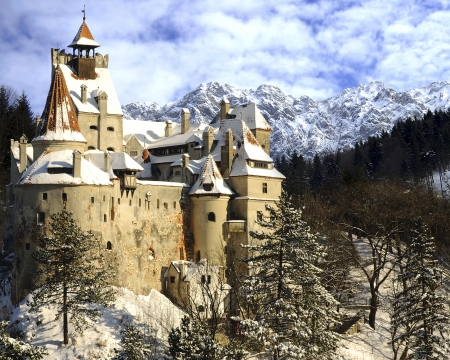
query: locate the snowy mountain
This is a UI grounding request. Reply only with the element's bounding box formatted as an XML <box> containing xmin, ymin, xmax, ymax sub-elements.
<box><xmin>122</xmin><ymin>81</ymin><xmax>450</xmax><ymax>160</ymax></box>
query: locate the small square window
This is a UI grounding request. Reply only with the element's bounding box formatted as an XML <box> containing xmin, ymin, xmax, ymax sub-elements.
<box><xmin>42</xmin><ymin>193</ymin><xmax>47</xmax><ymax>201</ymax></box>
<box><xmin>130</xmin><ymin>150</ymin><xmax>138</xmax><ymax>157</ymax></box>
<box><xmin>91</xmin><ymin>197</ymin><xmax>94</xmax><ymax>203</ymax></box>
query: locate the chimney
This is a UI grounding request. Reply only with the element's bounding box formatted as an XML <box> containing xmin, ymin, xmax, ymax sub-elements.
<box><xmin>81</xmin><ymin>84</ymin><xmax>87</xmax><ymax>104</ymax></box>
<box><xmin>19</xmin><ymin>135</ymin><xmax>28</xmax><ymax>173</ymax></box>
<box><xmin>220</xmin><ymin>98</ymin><xmax>230</xmax><ymax>121</ymax></box>
<box><xmin>179</xmin><ymin>261</ymin><xmax>187</xmax><ymax>280</ymax></box>
<box><xmin>221</xmin><ymin>130</ymin><xmax>233</xmax><ymax>177</ymax></box>
<box><xmin>104</xmin><ymin>150</ymin><xmax>110</xmax><ymax>172</ymax></box>
<box><xmin>181</xmin><ymin>108</ymin><xmax>190</xmax><ymax>134</ymax></box>
<box><xmin>35</xmin><ymin>117</ymin><xmax>41</xmax><ymax>138</ymax></box>
<box><xmin>202</xmin><ymin>126</ymin><xmax>214</xmax><ymax>156</ymax></box>
<box><xmin>182</xmin><ymin>154</ymin><xmax>190</xmax><ymax>183</ymax></box>
<box><xmin>73</xmin><ymin>149</ymin><xmax>82</xmax><ymax>178</ymax></box>
<box><xmin>98</xmin><ymin>91</ymin><xmax>108</xmax><ymax>150</ymax></box>
<box><xmin>98</xmin><ymin>91</ymin><xmax>108</xmax><ymax>117</ymax></box>
<box><xmin>165</xmin><ymin>120</ymin><xmax>173</xmax><ymax>137</ymax></box>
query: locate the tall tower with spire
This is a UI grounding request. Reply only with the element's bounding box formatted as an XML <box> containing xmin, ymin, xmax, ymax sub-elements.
<box><xmin>49</xmin><ymin>11</ymin><xmax>124</xmax><ymax>153</ymax></box>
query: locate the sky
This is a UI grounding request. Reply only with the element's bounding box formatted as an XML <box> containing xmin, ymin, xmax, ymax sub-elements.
<box><xmin>1</xmin><ymin>0</ymin><xmax>450</xmax><ymax>114</ymax></box>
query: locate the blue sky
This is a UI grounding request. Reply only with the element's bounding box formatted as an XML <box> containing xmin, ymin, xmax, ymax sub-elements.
<box><xmin>1</xmin><ymin>0</ymin><xmax>450</xmax><ymax>114</ymax></box>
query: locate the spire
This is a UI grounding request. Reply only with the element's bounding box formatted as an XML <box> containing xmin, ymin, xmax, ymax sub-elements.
<box><xmin>68</xmin><ymin>15</ymin><xmax>100</xmax><ymax>48</ymax></box>
<box><xmin>35</xmin><ymin>65</ymin><xmax>86</xmax><ymax>142</ymax></box>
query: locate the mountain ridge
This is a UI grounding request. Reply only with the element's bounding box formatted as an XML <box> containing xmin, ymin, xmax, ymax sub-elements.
<box><xmin>122</xmin><ymin>80</ymin><xmax>450</xmax><ymax>160</ymax></box>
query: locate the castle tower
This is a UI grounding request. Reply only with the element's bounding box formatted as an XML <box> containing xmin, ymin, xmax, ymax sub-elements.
<box><xmin>33</xmin><ymin>65</ymin><xmax>87</xmax><ymax>160</ymax></box>
<box><xmin>189</xmin><ymin>155</ymin><xmax>233</xmax><ymax>265</ymax></box>
<box><xmin>67</xmin><ymin>15</ymin><xmax>100</xmax><ymax>80</ymax></box>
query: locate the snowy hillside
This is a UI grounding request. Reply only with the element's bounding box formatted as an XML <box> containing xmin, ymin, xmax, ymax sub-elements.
<box><xmin>122</xmin><ymin>81</ymin><xmax>450</xmax><ymax>160</ymax></box>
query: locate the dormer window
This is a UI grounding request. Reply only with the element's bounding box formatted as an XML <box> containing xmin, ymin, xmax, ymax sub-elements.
<box><xmin>203</xmin><ymin>183</ymin><xmax>212</xmax><ymax>192</ymax></box>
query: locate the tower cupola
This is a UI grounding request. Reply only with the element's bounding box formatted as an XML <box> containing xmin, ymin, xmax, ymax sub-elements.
<box><xmin>67</xmin><ymin>10</ymin><xmax>99</xmax><ymax>80</ymax></box>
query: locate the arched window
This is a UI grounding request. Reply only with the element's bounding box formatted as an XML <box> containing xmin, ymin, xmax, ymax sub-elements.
<box><xmin>107</xmin><ymin>126</ymin><xmax>114</xmax><ymax>131</ymax></box>
<box><xmin>107</xmin><ymin>241</ymin><xmax>112</xmax><ymax>250</ymax></box>
<box><xmin>207</xmin><ymin>212</ymin><xmax>216</xmax><ymax>222</ymax></box>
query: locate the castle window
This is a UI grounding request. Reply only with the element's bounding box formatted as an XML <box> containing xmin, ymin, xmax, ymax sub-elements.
<box><xmin>262</xmin><ymin>183</ymin><xmax>267</xmax><ymax>194</ymax></box>
<box><xmin>42</xmin><ymin>193</ymin><xmax>47</xmax><ymax>201</ymax></box>
<box><xmin>107</xmin><ymin>241</ymin><xmax>112</xmax><ymax>250</ymax></box>
<box><xmin>164</xmin><ymin>202</ymin><xmax>168</xmax><ymax>210</ymax></box>
<box><xmin>201</xmin><ymin>275</ymin><xmax>206</xmax><ymax>284</ymax></box>
<box><xmin>118</xmin><ymin>198</ymin><xmax>121</xmax><ymax>205</ymax></box>
<box><xmin>139</xmin><ymin>199</ymin><xmax>141</xmax><ymax>207</ymax></box>
<box><xmin>107</xmin><ymin>127</ymin><xmax>114</xmax><ymax>131</ymax></box>
<box><xmin>130</xmin><ymin>150</ymin><xmax>138</xmax><ymax>157</ymax></box>
<box><xmin>25</xmin><ymin>243</ymin><xmax>30</xmax><ymax>250</ymax></box>
<box><xmin>88</xmin><ymin>146</ymin><xmax>96</xmax><ymax>150</ymax></box>
<box><xmin>170</xmin><ymin>276</ymin><xmax>175</xmax><ymax>284</ymax></box>
<box><xmin>91</xmin><ymin>197</ymin><xmax>94</xmax><ymax>203</ymax></box>
<box><xmin>107</xmin><ymin>147</ymin><xmax>114</xmax><ymax>152</ymax></box>
<box><xmin>175</xmin><ymin>171</ymin><xmax>181</xmax><ymax>176</ymax></box>
<box><xmin>62</xmin><ymin>193</ymin><xmax>67</xmax><ymax>202</ymax></box>
<box><xmin>197</xmin><ymin>305</ymin><xmax>205</xmax><ymax>312</ymax></box>
<box><xmin>103</xmin><ymin>195</ymin><xmax>106</xmax><ymax>201</ymax></box>
<box><xmin>257</xmin><ymin>211</ymin><xmax>263</xmax><ymax>222</ymax></box>
<box><xmin>173</xmin><ymin>201</ymin><xmax>176</xmax><ymax>209</ymax></box>
<box><xmin>129</xmin><ymin>199</ymin><xmax>132</xmax><ymax>206</ymax></box>
<box><xmin>196</xmin><ymin>250</ymin><xmax>201</xmax><ymax>262</ymax></box>
<box><xmin>90</xmin><ymin>125</ymin><xmax>98</xmax><ymax>130</ymax></box>
<box><xmin>207</xmin><ymin>275</ymin><xmax>211</xmax><ymax>284</ymax></box>
<box><xmin>157</xmin><ymin>199</ymin><xmax>160</xmax><ymax>209</ymax></box>
<box><xmin>207</xmin><ymin>212</ymin><xmax>216</xmax><ymax>222</ymax></box>
<box><xmin>37</xmin><ymin>212</ymin><xmax>45</xmax><ymax>225</ymax></box>
<box><xmin>104</xmin><ymin>214</ymin><xmax>107</xmax><ymax>222</ymax></box>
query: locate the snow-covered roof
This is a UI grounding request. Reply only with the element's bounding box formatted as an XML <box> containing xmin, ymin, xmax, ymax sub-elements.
<box><xmin>230</xmin><ymin>103</ymin><xmax>271</xmax><ymax>131</ymax></box>
<box><xmin>189</xmin><ymin>155</ymin><xmax>233</xmax><ymax>196</ymax></box>
<box><xmin>68</xmin><ymin>20</ymin><xmax>100</xmax><ymax>48</ymax></box>
<box><xmin>59</xmin><ymin>64</ymin><xmax>122</xmax><ymax>115</ymax></box>
<box><xmin>34</xmin><ymin>65</ymin><xmax>87</xmax><ymax>143</ymax></box>
<box><xmin>170</xmin><ymin>157</ymin><xmax>205</xmax><ymax>175</ymax></box>
<box><xmin>17</xmin><ymin>149</ymin><xmax>112</xmax><ymax>186</ymax></box>
<box><xmin>164</xmin><ymin>259</ymin><xmax>220</xmax><ymax>282</ymax></box>
<box><xmin>84</xmin><ymin>150</ymin><xmax>143</xmax><ymax>172</ymax></box>
<box><xmin>123</xmin><ymin>120</ymin><xmax>215</xmax><ymax>148</ymax></box>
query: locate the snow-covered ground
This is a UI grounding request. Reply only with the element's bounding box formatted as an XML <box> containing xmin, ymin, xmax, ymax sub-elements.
<box><xmin>1</xmin><ymin>285</ymin><xmax>184</xmax><ymax>359</ymax></box>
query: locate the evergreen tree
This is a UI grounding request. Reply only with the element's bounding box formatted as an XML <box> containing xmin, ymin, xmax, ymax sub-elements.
<box><xmin>28</xmin><ymin>210</ymin><xmax>115</xmax><ymax>345</ymax></box>
<box><xmin>240</xmin><ymin>191</ymin><xmax>339</xmax><ymax>359</ymax></box>
<box><xmin>391</xmin><ymin>220</ymin><xmax>450</xmax><ymax>359</ymax></box>
<box><xmin>11</xmin><ymin>91</ymin><xmax>35</xmax><ymax>141</ymax></box>
<box><xmin>168</xmin><ymin>316</ymin><xmax>222</xmax><ymax>360</ymax></box>
<box><xmin>114</xmin><ymin>324</ymin><xmax>151</xmax><ymax>360</ymax></box>
<box><xmin>0</xmin><ymin>321</ymin><xmax>47</xmax><ymax>359</ymax></box>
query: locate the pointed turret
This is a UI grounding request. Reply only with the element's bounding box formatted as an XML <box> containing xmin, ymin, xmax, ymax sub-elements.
<box><xmin>68</xmin><ymin>15</ymin><xmax>99</xmax><ymax>79</ymax></box>
<box><xmin>33</xmin><ymin>65</ymin><xmax>86</xmax><ymax>160</ymax></box>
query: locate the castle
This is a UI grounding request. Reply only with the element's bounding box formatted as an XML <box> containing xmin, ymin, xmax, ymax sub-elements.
<box><xmin>3</xmin><ymin>16</ymin><xmax>284</xmax><ymax>304</ymax></box>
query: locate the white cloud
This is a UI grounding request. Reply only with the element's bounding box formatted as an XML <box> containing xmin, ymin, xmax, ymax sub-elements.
<box><xmin>1</xmin><ymin>0</ymin><xmax>450</xmax><ymax>114</ymax></box>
